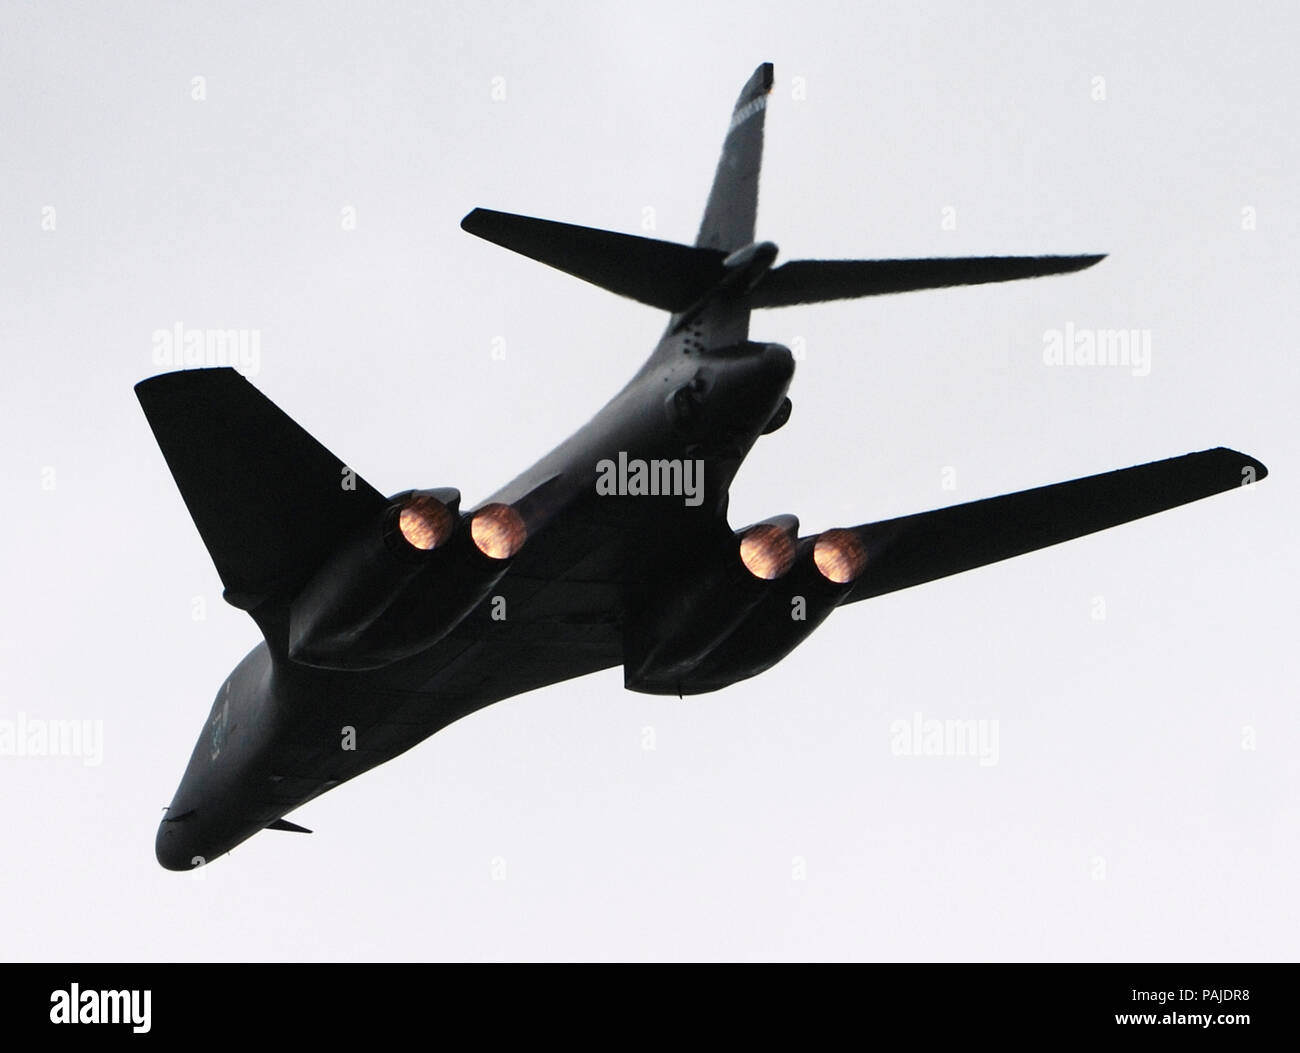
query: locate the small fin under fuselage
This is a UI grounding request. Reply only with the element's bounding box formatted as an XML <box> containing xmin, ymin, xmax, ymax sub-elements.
<box><xmin>265</xmin><ymin>818</ymin><xmax>312</xmax><ymax>834</ymax></box>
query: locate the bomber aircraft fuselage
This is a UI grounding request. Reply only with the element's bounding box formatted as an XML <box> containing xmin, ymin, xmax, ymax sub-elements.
<box><xmin>138</xmin><ymin>64</ymin><xmax>1266</xmax><ymax>869</ymax></box>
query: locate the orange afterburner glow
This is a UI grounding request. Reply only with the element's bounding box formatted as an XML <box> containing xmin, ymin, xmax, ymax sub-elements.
<box><xmin>397</xmin><ymin>495</ymin><xmax>455</xmax><ymax>551</ymax></box>
<box><xmin>470</xmin><ymin>503</ymin><xmax>527</xmax><ymax>560</ymax></box>
<box><xmin>813</xmin><ymin>528</ymin><xmax>868</xmax><ymax>584</ymax></box>
<box><xmin>739</xmin><ymin>523</ymin><xmax>796</xmax><ymax>580</ymax></box>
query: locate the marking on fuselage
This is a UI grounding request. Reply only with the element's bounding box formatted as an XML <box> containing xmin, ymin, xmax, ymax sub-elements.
<box><xmin>209</xmin><ymin>682</ymin><xmax>231</xmax><ymax>762</ymax></box>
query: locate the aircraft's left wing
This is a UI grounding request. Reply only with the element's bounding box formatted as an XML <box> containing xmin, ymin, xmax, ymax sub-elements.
<box><xmin>663</xmin><ymin>447</ymin><xmax>1266</xmax><ymax>695</ymax></box>
<box><xmin>839</xmin><ymin>447</ymin><xmax>1266</xmax><ymax>604</ymax></box>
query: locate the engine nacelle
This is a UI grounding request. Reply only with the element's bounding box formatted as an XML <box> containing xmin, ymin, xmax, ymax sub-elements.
<box><xmin>288</xmin><ymin>489</ymin><xmax>527</xmax><ymax>670</ymax></box>
<box><xmin>676</xmin><ymin>528</ymin><xmax>868</xmax><ymax>693</ymax></box>
<box><xmin>624</xmin><ymin>516</ymin><xmax>799</xmax><ymax>693</ymax></box>
<box><xmin>625</xmin><ymin>526</ymin><xmax>868</xmax><ymax>695</ymax></box>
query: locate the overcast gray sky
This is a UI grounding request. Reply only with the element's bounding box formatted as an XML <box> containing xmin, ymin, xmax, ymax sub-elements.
<box><xmin>2</xmin><ymin>0</ymin><xmax>1296</xmax><ymax>961</ymax></box>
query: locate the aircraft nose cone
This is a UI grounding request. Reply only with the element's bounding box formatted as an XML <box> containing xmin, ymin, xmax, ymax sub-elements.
<box><xmin>155</xmin><ymin>814</ymin><xmax>202</xmax><ymax>871</ymax></box>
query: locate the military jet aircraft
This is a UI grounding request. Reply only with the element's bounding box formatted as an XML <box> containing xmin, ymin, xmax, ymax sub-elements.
<box><xmin>139</xmin><ymin>63</ymin><xmax>1266</xmax><ymax>869</ymax></box>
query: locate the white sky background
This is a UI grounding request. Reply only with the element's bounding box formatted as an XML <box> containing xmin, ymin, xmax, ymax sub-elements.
<box><xmin>2</xmin><ymin>0</ymin><xmax>1296</xmax><ymax>961</ymax></box>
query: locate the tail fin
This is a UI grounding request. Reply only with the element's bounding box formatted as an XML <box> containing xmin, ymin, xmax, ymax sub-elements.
<box><xmin>696</xmin><ymin>62</ymin><xmax>774</xmax><ymax>252</ymax></box>
<box><xmin>135</xmin><ymin>368</ymin><xmax>388</xmax><ymax>615</ymax></box>
<box><xmin>750</xmin><ymin>254</ymin><xmax>1106</xmax><ymax>307</ymax></box>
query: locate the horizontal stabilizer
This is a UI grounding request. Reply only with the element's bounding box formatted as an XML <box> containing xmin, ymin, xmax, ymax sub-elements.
<box><xmin>750</xmin><ymin>254</ymin><xmax>1105</xmax><ymax>307</ymax></box>
<box><xmin>135</xmin><ymin>368</ymin><xmax>388</xmax><ymax>612</ymax></box>
<box><xmin>843</xmin><ymin>447</ymin><xmax>1266</xmax><ymax>604</ymax></box>
<box><xmin>266</xmin><ymin>818</ymin><xmax>312</xmax><ymax>833</ymax></box>
<box><xmin>461</xmin><ymin>208</ymin><xmax>726</xmax><ymax>312</ymax></box>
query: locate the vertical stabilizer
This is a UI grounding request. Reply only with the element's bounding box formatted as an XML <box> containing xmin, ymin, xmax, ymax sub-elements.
<box><xmin>695</xmin><ymin>63</ymin><xmax>774</xmax><ymax>253</ymax></box>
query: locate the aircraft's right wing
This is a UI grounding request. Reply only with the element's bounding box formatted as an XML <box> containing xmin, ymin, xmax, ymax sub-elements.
<box><xmin>840</xmin><ymin>447</ymin><xmax>1266</xmax><ymax>604</ymax></box>
<box><xmin>136</xmin><ymin>368</ymin><xmax>389</xmax><ymax>619</ymax></box>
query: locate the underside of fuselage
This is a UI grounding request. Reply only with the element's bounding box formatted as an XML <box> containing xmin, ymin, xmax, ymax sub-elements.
<box><xmin>155</xmin><ymin>326</ymin><xmax>795</xmax><ymax>868</ymax></box>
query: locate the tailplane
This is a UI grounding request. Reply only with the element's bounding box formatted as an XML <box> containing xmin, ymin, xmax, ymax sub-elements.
<box><xmin>749</xmin><ymin>254</ymin><xmax>1106</xmax><ymax>307</ymax></box>
<box><xmin>460</xmin><ymin>63</ymin><xmax>1104</xmax><ymax>316</ymax></box>
<box><xmin>460</xmin><ymin>208</ymin><xmax>725</xmax><ymax>312</ymax></box>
